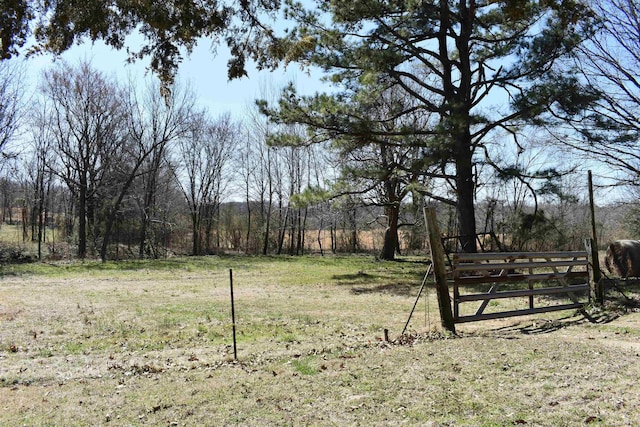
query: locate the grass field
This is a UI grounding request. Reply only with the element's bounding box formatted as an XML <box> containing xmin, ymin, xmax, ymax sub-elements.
<box><xmin>2</xmin><ymin>255</ymin><xmax>640</xmax><ymax>426</ymax></box>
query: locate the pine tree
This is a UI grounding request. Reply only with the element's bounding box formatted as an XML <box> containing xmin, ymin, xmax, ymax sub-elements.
<box><xmin>267</xmin><ymin>0</ymin><xmax>597</xmax><ymax>252</ymax></box>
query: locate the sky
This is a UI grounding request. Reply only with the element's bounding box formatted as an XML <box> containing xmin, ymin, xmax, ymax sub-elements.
<box><xmin>23</xmin><ymin>36</ymin><xmax>327</xmax><ymax>122</ymax></box>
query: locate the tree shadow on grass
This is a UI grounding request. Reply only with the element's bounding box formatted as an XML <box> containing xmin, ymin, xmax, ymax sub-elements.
<box><xmin>604</xmin><ymin>284</ymin><xmax>640</xmax><ymax>310</ymax></box>
<box><xmin>331</xmin><ymin>271</ymin><xmax>380</xmax><ymax>284</ymax></box>
<box><xmin>44</xmin><ymin>254</ymin><xmax>280</xmax><ymax>273</ymax></box>
<box><xmin>486</xmin><ymin>295</ymin><xmax>629</xmax><ymax>336</ymax></box>
<box><xmin>489</xmin><ymin>307</ymin><xmax>622</xmax><ymax>336</ymax></box>
<box><xmin>350</xmin><ymin>282</ymin><xmax>416</xmax><ymax>297</ymax></box>
<box><xmin>465</xmin><ymin>287</ymin><xmax>640</xmax><ymax>338</ymax></box>
<box><xmin>331</xmin><ymin>270</ymin><xmax>424</xmax><ymax>297</ymax></box>
<box><xmin>527</xmin><ymin>311</ymin><xmax>618</xmax><ymax>334</ymax></box>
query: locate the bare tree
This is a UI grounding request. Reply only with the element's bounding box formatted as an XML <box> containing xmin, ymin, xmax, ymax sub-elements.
<box><xmin>26</xmin><ymin>100</ymin><xmax>56</xmax><ymax>259</ymax></box>
<box><xmin>40</xmin><ymin>60</ymin><xmax>128</xmax><ymax>258</ymax></box>
<box><xmin>0</xmin><ymin>59</ymin><xmax>25</xmax><ymax>165</ymax></box>
<box><xmin>127</xmin><ymin>79</ymin><xmax>197</xmax><ymax>259</ymax></box>
<box><xmin>175</xmin><ymin>112</ymin><xmax>239</xmax><ymax>255</ymax></box>
<box><xmin>0</xmin><ymin>176</ymin><xmax>18</xmax><ymax>224</ymax></box>
<box><xmin>237</xmin><ymin>128</ymin><xmax>273</xmax><ymax>254</ymax></box>
<box><xmin>566</xmin><ymin>0</ymin><xmax>640</xmax><ymax>186</ymax></box>
<box><xmin>242</xmin><ymin>83</ymin><xmax>282</xmax><ymax>255</ymax></box>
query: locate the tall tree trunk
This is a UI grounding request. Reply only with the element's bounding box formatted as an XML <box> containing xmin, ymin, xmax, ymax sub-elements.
<box><xmin>245</xmin><ymin>195</ymin><xmax>252</xmax><ymax>254</ymax></box>
<box><xmin>139</xmin><ymin>168</ymin><xmax>158</xmax><ymax>259</ymax></box>
<box><xmin>299</xmin><ymin>207</ymin><xmax>307</xmax><ymax>255</ymax></box>
<box><xmin>86</xmin><ymin>193</ymin><xmax>97</xmax><ymax>256</ymax></box>
<box><xmin>379</xmin><ymin>204</ymin><xmax>400</xmax><ymax>260</ymax></box>
<box><xmin>64</xmin><ymin>197</ymin><xmax>74</xmax><ymax>240</ymax></box>
<box><xmin>192</xmin><ymin>210</ymin><xmax>200</xmax><ymax>256</ymax></box>
<box><xmin>438</xmin><ymin>0</ymin><xmax>477</xmax><ymax>254</ymax></box>
<box><xmin>454</xmin><ymin>120</ymin><xmax>477</xmax><ymax>253</ymax></box>
<box><xmin>78</xmin><ymin>179</ymin><xmax>87</xmax><ymax>258</ymax></box>
<box><xmin>262</xmin><ymin>195</ymin><xmax>272</xmax><ymax>255</ymax></box>
<box><xmin>277</xmin><ymin>206</ymin><xmax>289</xmax><ymax>255</ymax></box>
<box><xmin>36</xmin><ymin>180</ymin><xmax>45</xmax><ymax>260</ymax></box>
<box><xmin>30</xmin><ymin>201</ymin><xmax>37</xmax><ymax>242</ymax></box>
<box><xmin>289</xmin><ymin>209</ymin><xmax>297</xmax><ymax>255</ymax></box>
<box><xmin>138</xmin><ymin>211</ymin><xmax>148</xmax><ymax>258</ymax></box>
<box><xmin>204</xmin><ymin>204</ymin><xmax>213</xmax><ymax>254</ymax></box>
<box><xmin>317</xmin><ymin>214</ymin><xmax>324</xmax><ymax>256</ymax></box>
<box><xmin>262</xmin><ymin>155</ymin><xmax>274</xmax><ymax>255</ymax></box>
<box><xmin>454</xmin><ymin>0</ymin><xmax>477</xmax><ymax>254</ymax></box>
<box><xmin>331</xmin><ymin>221</ymin><xmax>337</xmax><ymax>253</ymax></box>
<box><xmin>348</xmin><ymin>207</ymin><xmax>358</xmax><ymax>253</ymax></box>
<box><xmin>21</xmin><ymin>202</ymin><xmax>28</xmax><ymax>242</ymax></box>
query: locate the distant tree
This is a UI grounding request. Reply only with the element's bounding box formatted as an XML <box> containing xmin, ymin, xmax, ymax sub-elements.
<box><xmin>242</xmin><ymin>92</ymin><xmax>280</xmax><ymax>255</ymax></box>
<box><xmin>479</xmin><ymin>139</ymin><xmax>590</xmax><ymax>251</ymax></box>
<box><xmin>243</xmin><ymin>76</ymin><xmax>333</xmax><ymax>256</ymax></box>
<box><xmin>127</xmin><ymin>79</ymin><xmax>197</xmax><ymax>259</ymax></box>
<box><xmin>175</xmin><ymin>112</ymin><xmax>239</xmax><ymax>255</ymax></box>
<box><xmin>40</xmin><ymin>60</ymin><xmax>128</xmax><ymax>258</ymax></box>
<box><xmin>95</xmin><ymin>78</ymin><xmax>202</xmax><ymax>262</ymax></box>
<box><xmin>269</xmin><ymin>130</ymin><xmax>322</xmax><ymax>256</ymax></box>
<box><xmin>558</xmin><ymin>0</ymin><xmax>640</xmax><ymax>186</ymax></box>
<box><xmin>26</xmin><ymin>100</ymin><xmax>56</xmax><ymax>259</ymax></box>
<box><xmin>239</xmin><ymin>134</ymin><xmax>277</xmax><ymax>255</ymax></box>
<box><xmin>0</xmin><ymin>176</ymin><xmax>18</xmax><ymax>224</ymax></box>
<box><xmin>0</xmin><ymin>59</ymin><xmax>25</xmax><ymax>163</ymax></box>
<box><xmin>291</xmin><ymin>142</ymin><xmax>326</xmax><ymax>255</ymax></box>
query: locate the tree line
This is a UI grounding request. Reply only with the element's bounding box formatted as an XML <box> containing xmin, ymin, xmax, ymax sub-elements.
<box><xmin>1</xmin><ymin>0</ymin><xmax>640</xmax><ymax>260</ymax></box>
<box><xmin>0</xmin><ymin>59</ymin><xmax>354</xmax><ymax>260</ymax></box>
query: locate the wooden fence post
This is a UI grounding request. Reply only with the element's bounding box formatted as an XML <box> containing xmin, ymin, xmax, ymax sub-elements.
<box><xmin>585</xmin><ymin>238</ymin><xmax>603</xmax><ymax>305</ymax></box>
<box><xmin>424</xmin><ymin>207</ymin><xmax>456</xmax><ymax>333</ymax></box>
<box><xmin>587</xmin><ymin>172</ymin><xmax>603</xmax><ymax>305</ymax></box>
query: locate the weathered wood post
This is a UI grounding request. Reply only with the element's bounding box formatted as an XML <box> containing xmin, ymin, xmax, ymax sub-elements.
<box><xmin>424</xmin><ymin>207</ymin><xmax>456</xmax><ymax>333</ymax></box>
<box><xmin>585</xmin><ymin>238</ymin><xmax>603</xmax><ymax>305</ymax></box>
<box><xmin>587</xmin><ymin>171</ymin><xmax>603</xmax><ymax>305</ymax></box>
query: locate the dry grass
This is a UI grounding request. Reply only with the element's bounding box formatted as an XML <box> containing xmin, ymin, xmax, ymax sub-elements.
<box><xmin>1</xmin><ymin>255</ymin><xmax>640</xmax><ymax>426</ymax></box>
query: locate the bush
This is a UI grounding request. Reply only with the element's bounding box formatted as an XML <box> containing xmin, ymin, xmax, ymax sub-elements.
<box><xmin>0</xmin><ymin>244</ymin><xmax>36</xmax><ymax>264</ymax></box>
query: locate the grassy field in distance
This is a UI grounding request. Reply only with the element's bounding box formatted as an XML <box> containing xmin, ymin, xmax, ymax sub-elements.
<box><xmin>1</xmin><ymin>254</ymin><xmax>640</xmax><ymax>426</ymax></box>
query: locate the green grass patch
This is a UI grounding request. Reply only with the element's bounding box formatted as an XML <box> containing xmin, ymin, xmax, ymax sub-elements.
<box><xmin>62</xmin><ymin>340</ymin><xmax>87</xmax><ymax>355</ymax></box>
<box><xmin>291</xmin><ymin>356</ymin><xmax>319</xmax><ymax>375</ymax></box>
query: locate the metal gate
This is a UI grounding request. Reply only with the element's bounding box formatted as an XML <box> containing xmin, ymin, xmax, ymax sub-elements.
<box><xmin>450</xmin><ymin>251</ymin><xmax>590</xmax><ymax>323</ymax></box>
